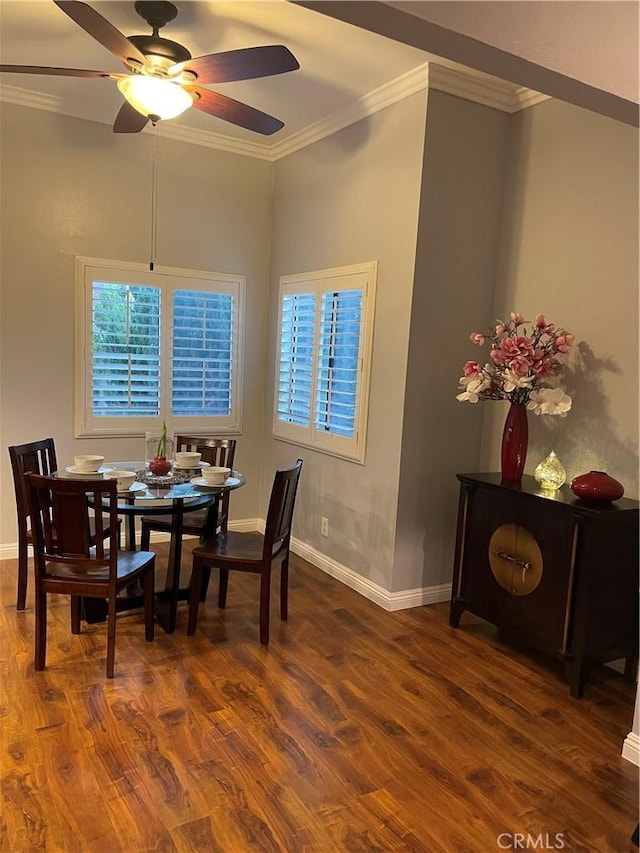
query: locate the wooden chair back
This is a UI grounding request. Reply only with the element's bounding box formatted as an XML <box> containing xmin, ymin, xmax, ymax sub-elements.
<box><xmin>175</xmin><ymin>436</ymin><xmax>236</xmax><ymax>468</ymax></box>
<box><xmin>28</xmin><ymin>474</ymin><xmax>118</xmax><ymax>583</ymax></box>
<box><xmin>263</xmin><ymin>459</ymin><xmax>304</xmax><ymax>560</ymax></box>
<box><xmin>9</xmin><ymin>437</ymin><xmax>57</xmax><ymax>525</ymax></box>
<box><xmin>175</xmin><ymin>436</ymin><xmax>237</xmax><ymax>528</ymax></box>
<box><xmin>8</xmin><ymin>438</ymin><xmax>58</xmax><ymax>609</ymax></box>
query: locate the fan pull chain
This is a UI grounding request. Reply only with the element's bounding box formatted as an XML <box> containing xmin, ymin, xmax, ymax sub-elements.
<box><xmin>150</xmin><ymin>130</ymin><xmax>159</xmax><ymax>271</ymax></box>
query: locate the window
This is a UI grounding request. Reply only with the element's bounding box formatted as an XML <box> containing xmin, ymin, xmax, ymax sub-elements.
<box><xmin>274</xmin><ymin>261</ymin><xmax>377</xmax><ymax>463</ymax></box>
<box><xmin>75</xmin><ymin>257</ymin><xmax>243</xmax><ymax>437</ymax></box>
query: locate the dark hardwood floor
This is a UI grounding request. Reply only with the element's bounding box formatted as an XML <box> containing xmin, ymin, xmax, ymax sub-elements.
<box><xmin>1</xmin><ymin>543</ymin><xmax>638</xmax><ymax>852</ymax></box>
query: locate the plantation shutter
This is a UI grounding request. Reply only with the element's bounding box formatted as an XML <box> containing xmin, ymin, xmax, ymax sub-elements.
<box><xmin>273</xmin><ymin>262</ymin><xmax>376</xmax><ymax>463</ymax></box>
<box><xmin>276</xmin><ymin>292</ymin><xmax>315</xmax><ymax>427</ymax></box>
<box><xmin>91</xmin><ymin>281</ymin><xmax>160</xmax><ymax>416</ymax></box>
<box><xmin>171</xmin><ymin>289</ymin><xmax>234</xmax><ymax>416</ymax></box>
<box><xmin>315</xmin><ymin>289</ymin><xmax>362</xmax><ymax>438</ymax></box>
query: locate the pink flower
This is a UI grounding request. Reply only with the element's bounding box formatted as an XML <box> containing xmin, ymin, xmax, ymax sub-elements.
<box><xmin>554</xmin><ymin>334</ymin><xmax>574</xmax><ymax>353</ymax></box>
<box><xmin>501</xmin><ymin>335</ymin><xmax>535</xmax><ymax>358</ymax></box>
<box><xmin>510</xmin><ymin>312</ymin><xmax>526</xmax><ymax>326</ymax></box>
<box><xmin>531</xmin><ymin>356</ymin><xmax>555</xmax><ymax>378</ymax></box>
<box><xmin>490</xmin><ymin>347</ymin><xmax>508</xmax><ymax>365</ymax></box>
<box><xmin>495</xmin><ymin>322</ymin><xmax>507</xmax><ymax>335</ymax></box>
<box><xmin>535</xmin><ymin>314</ymin><xmax>556</xmax><ymax>333</ymax></box>
<box><xmin>463</xmin><ymin>361</ymin><xmax>482</xmax><ymax>378</ymax></box>
<box><xmin>469</xmin><ymin>332</ymin><xmax>485</xmax><ymax>346</ymax></box>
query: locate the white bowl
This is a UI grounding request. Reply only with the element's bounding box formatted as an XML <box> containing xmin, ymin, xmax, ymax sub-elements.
<box><xmin>104</xmin><ymin>469</ymin><xmax>137</xmax><ymax>491</ymax></box>
<box><xmin>175</xmin><ymin>451</ymin><xmax>202</xmax><ymax>467</ymax></box>
<box><xmin>74</xmin><ymin>454</ymin><xmax>105</xmax><ymax>473</ymax></box>
<box><xmin>202</xmin><ymin>466</ymin><xmax>231</xmax><ymax>486</ymax></box>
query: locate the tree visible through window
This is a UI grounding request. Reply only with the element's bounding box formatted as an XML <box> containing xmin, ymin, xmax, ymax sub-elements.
<box><xmin>92</xmin><ymin>282</ymin><xmax>160</xmax><ymax>416</ymax></box>
<box><xmin>76</xmin><ymin>258</ymin><xmax>243</xmax><ymax>437</ymax></box>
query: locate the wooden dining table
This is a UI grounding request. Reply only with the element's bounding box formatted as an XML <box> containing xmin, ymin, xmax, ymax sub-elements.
<box><xmin>59</xmin><ymin>461</ymin><xmax>245</xmax><ymax>633</ymax></box>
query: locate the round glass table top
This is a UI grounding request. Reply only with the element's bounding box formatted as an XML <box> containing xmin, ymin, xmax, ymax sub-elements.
<box><xmin>59</xmin><ymin>460</ymin><xmax>245</xmax><ymax>505</ymax></box>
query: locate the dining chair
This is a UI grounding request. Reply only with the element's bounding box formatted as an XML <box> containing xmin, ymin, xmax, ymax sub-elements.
<box><xmin>140</xmin><ymin>437</ymin><xmax>236</xmax><ymax>600</ymax></box>
<box><xmin>26</xmin><ymin>473</ymin><xmax>155</xmax><ymax>678</ymax></box>
<box><xmin>187</xmin><ymin>459</ymin><xmax>303</xmax><ymax>644</ymax></box>
<box><xmin>8</xmin><ymin>438</ymin><xmax>121</xmax><ymax>611</ymax></box>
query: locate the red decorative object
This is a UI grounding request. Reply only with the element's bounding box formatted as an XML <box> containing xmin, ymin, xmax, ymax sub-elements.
<box><xmin>501</xmin><ymin>403</ymin><xmax>528</xmax><ymax>482</ymax></box>
<box><xmin>149</xmin><ymin>457</ymin><xmax>171</xmax><ymax>476</ymax></box>
<box><xmin>570</xmin><ymin>471</ymin><xmax>624</xmax><ymax>503</ymax></box>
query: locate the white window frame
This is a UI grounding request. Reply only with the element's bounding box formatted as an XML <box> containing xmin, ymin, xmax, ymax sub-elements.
<box><xmin>75</xmin><ymin>256</ymin><xmax>244</xmax><ymax>438</ymax></box>
<box><xmin>273</xmin><ymin>261</ymin><xmax>377</xmax><ymax>464</ymax></box>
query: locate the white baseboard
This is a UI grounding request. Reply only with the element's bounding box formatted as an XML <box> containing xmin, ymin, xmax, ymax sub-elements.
<box><xmin>145</xmin><ymin>519</ymin><xmax>451</xmax><ymax>611</ymax></box>
<box><xmin>622</xmin><ymin>731</ymin><xmax>640</xmax><ymax>767</ymax></box>
<box><xmin>289</xmin><ymin>536</ymin><xmax>451</xmax><ymax>611</ymax></box>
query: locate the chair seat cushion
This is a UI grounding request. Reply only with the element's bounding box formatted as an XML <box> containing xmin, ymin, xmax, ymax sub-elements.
<box><xmin>193</xmin><ymin>530</ymin><xmax>265</xmax><ymax>564</ymax></box>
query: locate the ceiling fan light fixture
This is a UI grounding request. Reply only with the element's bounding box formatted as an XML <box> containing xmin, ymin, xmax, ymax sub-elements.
<box><xmin>117</xmin><ymin>75</ymin><xmax>193</xmax><ymax>121</ymax></box>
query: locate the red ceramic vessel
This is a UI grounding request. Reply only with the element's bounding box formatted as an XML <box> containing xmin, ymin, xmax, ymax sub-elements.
<box><xmin>149</xmin><ymin>457</ymin><xmax>171</xmax><ymax>476</ymax></box>
<box><xmin>570</xmin><ymin>470</ymin><xmax>624</xmax><ymax>503</ymax></box>
<box><xmin>501</xmin><ymin>403</ymin><xmax>528</xmax><ymax>482</ymax></box>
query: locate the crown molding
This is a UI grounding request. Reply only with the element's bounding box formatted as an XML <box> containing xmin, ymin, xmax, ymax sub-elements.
<box><xmin>270</xmin><ymin>63</ymin><xmax>430</xmax><ymax>160</ymax></box>
<box><xmin>0</xmin><ymin>83</ymin><xmax>274</xmax><ymax>160</ymax></box>
<box><xmin>428</xmin><ymin>63</ymin><xmax>550</xmax><ymax>114</ymax></box>
<box><xmin>150</xmin><ymin>121</ymin><xmax>273</xmax><ymax>160</ymax></box>
<box><xmin>272</xmin><ymin>62</ymin><xmax>548</xmax><ymax>158</ymax></box>
<box><xmin>0</xmin><ymin>84</ymin><xmax>61</xmax><ymax>112</ymax></box>
<box><xmin>1</xmin><ymin>65</ymin><xmax>548</xmax><ymax>161</ymax></box>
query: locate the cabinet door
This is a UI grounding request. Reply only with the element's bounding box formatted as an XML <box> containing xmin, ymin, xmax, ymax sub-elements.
<box><xmin>459</xmin><ymin>485</ymin><xmax>577</xmax><ymax>653</ymax></box>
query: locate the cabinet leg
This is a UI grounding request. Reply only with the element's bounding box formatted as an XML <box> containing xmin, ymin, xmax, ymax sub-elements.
<box><xmin>624</xmin><ymin>653</ymin><xmax>638</xmax><ymax>682</ymax></box>
<box><xmin>564</xmin><ymin>656</ymin><xmax>588</xmax><ymax>698</ymax></box>
<box><xmin>449</xmin><ymin>599</ymin><xmax>465</xmax><ymax>628</ymax></box>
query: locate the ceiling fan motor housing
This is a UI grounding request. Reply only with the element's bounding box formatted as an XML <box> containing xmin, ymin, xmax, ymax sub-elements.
<box><xmin>130</xmin><ymin>1</ymin><xmax>191</xmax><ymax>64</ymax></box>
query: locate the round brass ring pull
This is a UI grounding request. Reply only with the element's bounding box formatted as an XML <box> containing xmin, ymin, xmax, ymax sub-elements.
<box><xmin>488</xmin><ymin>523</ymin><xmax>543</xmax><ymax>595</ymax></box>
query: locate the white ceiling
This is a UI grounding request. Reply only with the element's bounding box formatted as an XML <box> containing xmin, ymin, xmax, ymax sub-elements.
<box><xmin>0</xmin><ymin>0</ymin><xmax>517</xmax><ymax>155</ymax></box>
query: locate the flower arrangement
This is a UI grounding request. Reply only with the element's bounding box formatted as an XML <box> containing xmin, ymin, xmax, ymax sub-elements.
<box><xmin>456</xmin><ymin>312</ymin><xmax>574</xmax><ymax>416</ymax></box>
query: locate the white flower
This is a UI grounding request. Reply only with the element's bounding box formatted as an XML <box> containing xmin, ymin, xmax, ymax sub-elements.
<box><xmin>503</xmin><ymin>370</ymin><xmax>534</xmax><ymax>394</ymax></box>
<box><xmin>526</xmin><ymin>387</ymin><xmax>572</xmax><ymax>417</ymax></box>
<box><xmin>457</xmin><ymin>376</ymin><xmax>490</xmax><ymax>403</ymax></box>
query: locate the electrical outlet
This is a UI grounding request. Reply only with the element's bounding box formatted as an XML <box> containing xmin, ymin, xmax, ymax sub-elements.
<box><xmin>321</xmin><ymin>517</ymin><xmax>329</xmax><ymax>537</ymax></box>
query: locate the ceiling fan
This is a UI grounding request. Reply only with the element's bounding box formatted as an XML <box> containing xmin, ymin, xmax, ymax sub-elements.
<box><xmin>0</xmin><ymin>0</ymin><xmax>300</xmax><ymax>135</ymax></box>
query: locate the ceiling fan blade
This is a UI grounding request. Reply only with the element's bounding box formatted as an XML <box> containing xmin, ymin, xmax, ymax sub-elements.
<box><xmin>113</xmin><ymin>101</ymin><xmax>149</xmax><ymax>134</ymax></box>
<box><xmin>0</xmin><ymin>64</ymin><xmax>113</xmax><ymax>78</ymax></box>
<box><xmin>53</xmin><ymin>1</ymin><xmax>147</xmax><ymax>66</ymax></box>
<box><xmin>177</xmin><ymin>45</ymin><xmax>299</xmax><ymax>84</ymax></box>
<box><xmin>191</xmin><ymin>87</ymin><xmax>284</xmax><ymax>135</ymax></box>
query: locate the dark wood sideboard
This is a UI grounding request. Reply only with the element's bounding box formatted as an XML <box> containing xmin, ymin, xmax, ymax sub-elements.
<box><xmin>450</xmin><ymin>473</ymin><xmax>639</xmax><ymax>697</ymax></box>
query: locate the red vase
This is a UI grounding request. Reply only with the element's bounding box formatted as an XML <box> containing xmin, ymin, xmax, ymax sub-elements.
<box><xmin>149</xmin><ymin>457</ymin><xmax>171</xmax><ymax>476</ymax></box>
<box><xmin>501</xmin><ymin>403</ymin><xmax>528</xmax><ymax>482</ymax></box>
<box><xmin>570</xmin><ymin>471</ymin><xmax>624</xmax><ymax>503</ymax></box>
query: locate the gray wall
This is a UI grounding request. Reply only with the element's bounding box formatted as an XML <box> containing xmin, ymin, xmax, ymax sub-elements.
<box><xmin>396</xmin><ymin>91</ymin><xmax>509</xmax><ymax>591</ymax></box>
<box><xmin>267</xmin><ymin>92</ymin><xmax>428</xmax><ymax>591</ymax></box>
<box><xmin>481</xmin><ymin>99</ymin><xmax>639</xmax><ymax>498</ymax></box>
<box><xmin>0</xmin><ymin>104</ymin><xmax>273</xmax><ymax>544</ymax></box>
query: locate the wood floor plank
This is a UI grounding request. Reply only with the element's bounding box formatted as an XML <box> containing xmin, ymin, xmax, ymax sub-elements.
<box><xmin>1</xmin><ymin>548</ymin><xmax>638</xmax><ymax>852</ymax></box>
